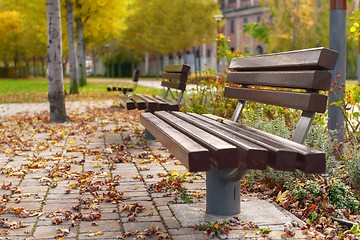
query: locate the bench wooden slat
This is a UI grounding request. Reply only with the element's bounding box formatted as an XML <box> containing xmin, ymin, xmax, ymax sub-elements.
<box><xmin>164</xmin><ymin>64</ymin><xmax>191</xmax><ymax>73</ymax></box>
<box><xmin>203</xmin><ymin>114</ymin><xmax>326</xmax><ymax>173</ymax></box>
<box><xmin>154</xmin><ymin>96</ymin><xmax>179</xmax><ymax>111</ymax></box>
<box><xmin>129</xmin><ymin>95</ymin><xmax>146</xmax><ymax>110</ymax></box>
<box><xmin>119</xmin><ymin>95</ymin><xmax>135</xmax><ymax>110</ymax></box>
<box><xmin>140</xmin><ymin>113</ymin><xmax>210</xmax><ymax>172</ymax></box>
<box><xmin>229</xmin><ymin>47</ymin><xmax>338</xmax><ymax>71</ymax></box>
<box><xmin>224</xmin><ymin>87</ymin><xmax>328</xmax><ymax>113</ymax></box>
<box><xmin>154</xmin><ymin>111</ymin><xmax>239</xmax><ymax>169</ymax></box>
<box><xmin>162</xmin><ymin>72</ymin><xmax>189</xmax><ymax>82</ymax></box>
<box><xmin>143</xmin><ymin>95</ymin><xmax>169</xmax><ymax>111</ymax></box>
<box><xmin>227</xmin><ymin>70</ymin><xmax>331</xmax><ymax>91</ymax></box>
<box><xmin>161</xmin><ymin>81</ymin><xmax>187</xmax><ymax>91</ymax></box>
<box><xmin>188</xmin><ymin>113</ymin><xmax>299</xmax><ymax>171</ymax></box>
<box><xmin>135</xmin><ymin>94</ymin><xmax>157</xmax><ymax>111</ymax></box>
<box><xmin>172</xmin><ymin>111</ymin><xmax>268</xmax><ymax>170</ymax></box>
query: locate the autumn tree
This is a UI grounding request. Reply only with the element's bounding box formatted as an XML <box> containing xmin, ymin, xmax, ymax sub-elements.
<box><xmin>73</xmin><ymin>0</ymin><xmax>130</xmax><ymax>85</ymax></box>
<box><xmin>349</xmin><ymin>8</ymin><xmax>360</xmax><ymax>83</ymax></box>
<box><xmin>123</xmin><ymin>0</ymin><xmax>218</xmax><ymax>54</ymax></box>
<box><xmin>46</xmin><ymin>0</ymin><xmax>67</xmax><ymax>123</ymax></box>
<box><xmin>0</xmin><ymin>11</ymin><xmax>22</xmax><ymax>75</ymax></box>
<box><xmin>263</xmin><ymin>0</ymin><xmax>329</xmax><ymax>52</ymax></box>
<box><xmin>0</xmin><ymin>0</ymin><xmax>47</xmax><ymax>77</ymax></box>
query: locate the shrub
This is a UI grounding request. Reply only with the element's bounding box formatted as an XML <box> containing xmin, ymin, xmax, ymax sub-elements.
<box><xmin>327</xmin><ymin>179</ymin><xmax>359</xmax><ymax>213</ymax></box>
<box><xmin>344</xmin><ymin>147</ymin><xmax>360</xmax><ymax>189</ymax></box>
<box><xmin>181</xmin><ymin>72</ymin><xmax>238</xmax><ymax>118</ymax></box>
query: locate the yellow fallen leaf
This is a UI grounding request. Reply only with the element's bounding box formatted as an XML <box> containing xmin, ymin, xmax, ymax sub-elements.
<box><xmin>169</xmin><ymin>170</ymin><xmax>180</xmax><ymax>176</ymax></box>
<box><xmin>276</xmin><ymin>190</ymin><xmax>289</xmax><ymax>203</ymax></box>
<box><xmin>93</xmin><ymin>163</ymin><xmax>101</xmax><ymax>168</ymax></box>
<box><xmin>68</xmin><ymin>139</ymin><xmax>76</xmax><ymax>144</ymax></box>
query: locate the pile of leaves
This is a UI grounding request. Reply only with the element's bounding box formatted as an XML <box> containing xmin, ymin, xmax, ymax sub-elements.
<box><xmin>241</xmin><ymin>174</ymin><xmax>360</xmax><ymax>239</ymax></box>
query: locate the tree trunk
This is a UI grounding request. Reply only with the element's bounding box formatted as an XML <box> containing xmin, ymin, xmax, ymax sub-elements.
<box><xmin>144</xmin><ymin>52</ymin><xmax>149</xmax><ymax>75</ymax></box>
<box><xmin>40</xmin><ymin>56</ymin><xmax>46</xmax><ymax>77</ymax></box>
<box><xmin>92</xmin><ymin>48</ymin><xmax>96</xmax><ymax>76</ymax></box>
<box><xmin>14</xmin><ymin>51</ymin><xmax>18</xmax><ymax>79</ymax></box>
<box><xmin>25</xmin><ymin>58</ymin><xmax>29</xmax><ymax>78</ymax></box>
<box><xmin>66</xmin><ymin>0</ymin><xmax>79</xmax><ymax>94</ymax></box>
<box><xmin>46</xmin><ymin>0</ymin><xmax>67</xmax><ymax>123</ymax></box>
<box><xmin>76</xmin><ymin>17</ymin><xmax>86</xmax><ymax>86</ymax></box>
<box><xmin>33</xmin><ymin>55</ymin><xmax>37</xmax><ymax>77</ymax></box>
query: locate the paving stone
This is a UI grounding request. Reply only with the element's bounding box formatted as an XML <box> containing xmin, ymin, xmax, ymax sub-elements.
<box><xmin>121</xmin><ymin>215</ymin><xmax>161</xmax><ymax>223</ymax></box>
<box><xmin>33</xmin><ymin>225</ymin><xmax>77</xmax><ymax>239</ymax></box>
<box><xmin>42</xmin><ymin>202</ymin><xmax>79</xmax><ymax>212</ymax></box>
<box><xmin>79</xmin><ymin>220</ymin><xmax>121</xmax><ymax>233</ymax></box>
<box><xmin>6</xmin><ymin>201</ymin><xmax>42</xmax><ymax>211</ymax></box>
<box><xmin>158</xmin><ymin>209</ymin><xmax>174</xmax><ymax>218</ymax></box>
<box><xmin>163</xmin><ymin>216</ymin><xmax>181</xmax><ymax>229</ymax></box>
<box><xmin>171</xmin><ymin>234</ymin><xmax>208</xmax><ymax>240</ymax></box>
<box><xmin>78</xmin><ymin>230</ymin><xmax>123</xmax><ymax>239</ymax></box>
<box><xmin>122</xmin><ymin>221</ymin><xmax>164</xmax><ymax>232</ymax></box>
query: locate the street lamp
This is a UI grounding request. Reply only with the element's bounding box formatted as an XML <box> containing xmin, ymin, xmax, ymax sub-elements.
<box><xmin>213</xmin><ymin>14</ymin><xmax>223</xmax><ymax>73</ymax></box>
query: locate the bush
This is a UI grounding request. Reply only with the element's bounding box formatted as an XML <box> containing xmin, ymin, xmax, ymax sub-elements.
<box><xmin>327</xmin><ymin>179</ymin><xmax>359</xmax><ymax>213</ymax></box>
<box><xmin>181</xmin><ymin>72</ymin><xmax>238</xmax><ymax>118</ymax></box>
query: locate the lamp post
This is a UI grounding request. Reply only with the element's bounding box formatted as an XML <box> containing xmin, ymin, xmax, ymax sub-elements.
<box><xmin>213</xmin><ymin>14</ymin><xmax>223</xmax><ymax>73</ymax></box>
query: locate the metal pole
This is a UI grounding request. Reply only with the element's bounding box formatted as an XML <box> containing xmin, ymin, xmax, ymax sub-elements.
<box><xmin>216</xmin><ymin>23</ymin><xmax>220</xmax><ymax>73</ymax></box>
<box><xmin>206</xmin><ymin>166</ymin><xmax>240</xmax><ymax>215</ymax></box>
<box><xmin>328</xmin><ymin>0</ymin><xmax>346</xmax><ymax>143</ymax></box>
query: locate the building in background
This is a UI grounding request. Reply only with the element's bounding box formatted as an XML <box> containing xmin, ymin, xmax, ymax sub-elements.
<box><xmin>220</xmin><ymin>0</ymin><xmax>266</xmax><ymax>55</ymax></box>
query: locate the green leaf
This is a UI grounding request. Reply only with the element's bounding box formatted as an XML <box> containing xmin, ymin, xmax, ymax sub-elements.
<box><xmin>311</xmin><ymin>211</ymin><xmax>318</xmax><ymax>222</ymax></box>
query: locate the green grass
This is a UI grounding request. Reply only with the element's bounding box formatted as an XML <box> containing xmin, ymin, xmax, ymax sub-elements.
<box><xmin>0</xmin><ymin>78</ymin><xmax>163</xmax><ymax>103</ymax></box>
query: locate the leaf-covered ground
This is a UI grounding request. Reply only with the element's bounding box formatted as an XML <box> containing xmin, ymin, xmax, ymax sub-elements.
<box><xmin>0</xmin><ymin>102</ymin><xmax>359</xmax><ymax>239</ymax></box>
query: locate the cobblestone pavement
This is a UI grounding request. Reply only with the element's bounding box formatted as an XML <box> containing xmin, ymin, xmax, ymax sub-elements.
<box><xmin>0</xmin><ymin>101</ymin><xmax>313</xmax><ymax>240</ymax></box>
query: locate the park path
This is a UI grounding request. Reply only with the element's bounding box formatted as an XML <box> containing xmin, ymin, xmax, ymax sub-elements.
<box><xmin>0</xmin><ymin>100</ymin><xmax>318</xmax><ymax>239</ymax></box>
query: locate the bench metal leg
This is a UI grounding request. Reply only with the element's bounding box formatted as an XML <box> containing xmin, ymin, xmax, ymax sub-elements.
<box><xmin>206</xmin><ymin>166</ymin><xmax>240</xmax><ymax>215</ymax></box>
<box><xmin>144</xmin><ymin>129</ymin><xmax>156</xmax><ymax>140</ymax></box>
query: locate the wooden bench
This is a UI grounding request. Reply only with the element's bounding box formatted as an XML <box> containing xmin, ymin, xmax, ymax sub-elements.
<box><xmin>107</xmin><ymin>69</ymin><xmax>140</xmax><ymax>94</ymax></box>
<box><xmin>140</xmin><ymin>47</ymin><xmax>338</xmax><ymax>216</ymax></box>
<box><xmin>119</xmin><ymin>64</ymin><xmax>190</xmax><ymax>111</ymax></box>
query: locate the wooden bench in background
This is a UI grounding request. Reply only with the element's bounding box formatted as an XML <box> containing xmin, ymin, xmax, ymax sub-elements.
<box><xmin>140</xmin><ymin>47</ymin><xmax>338</xmax><ymax>215</ymax></box>
<box><xmin>119</xmin><ymin>64</ymin><xmax>190</xmax><ymax>112</ymax></box>
<box><xmin>107</xmin><ymin>69</ymin><xmax>140</xmax><ymax>94</ymax></box>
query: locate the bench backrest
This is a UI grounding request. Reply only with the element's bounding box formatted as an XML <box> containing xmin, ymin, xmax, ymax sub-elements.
<box><xmin>130</xmin><ymin>69</ymin><xmax>140</xmax><ymax>92</ymax></box>
<box><xmin>226</xmin><ymin>47</ymin><xmax>338</xmax><ymax>143</ymax></box>
<box><xmin>161</xmin><ymin>64</ymin><xmax>191</xmax><ymax>103</ymax></box>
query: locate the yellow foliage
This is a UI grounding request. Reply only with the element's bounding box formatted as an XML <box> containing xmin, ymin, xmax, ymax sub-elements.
<box><xmin>265</xmin><ymin>0</ymin><xmax>329</xmax><ymax>52</ymax></box>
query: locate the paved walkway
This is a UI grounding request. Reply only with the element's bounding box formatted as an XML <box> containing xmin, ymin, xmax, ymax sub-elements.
<box><xmin>0</xmin><ymin>101</ymin><xmax>316</xmax><ymax>239</ymax></box>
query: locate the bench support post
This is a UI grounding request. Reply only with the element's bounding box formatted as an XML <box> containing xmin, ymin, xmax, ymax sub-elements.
<box><xmin>144</xmin><ymin>129</ymin><xmax>156</xmax><ymax>140</ymax></box>
<box><xmin>292</xmin><ymin>111</ymin><xmax>315</xmax><ymax>144</ymax></box>
<box><xmin>231</xmin><ymin>100</ymin><xmax>246</xmax><ymax>122</ymax></box>
<box><xmin>206</xmin><ymin>166</ymin><xmax>240</xmax><ymax>215</ymax></box>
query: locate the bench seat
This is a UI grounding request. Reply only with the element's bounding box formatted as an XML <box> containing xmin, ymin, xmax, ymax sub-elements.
<box><xmin>141</xmin><ymin>111</ymin><xmax>326</xmax><ymax>174</ymax></box>
<box><xmin>107</xmin><ymin>69</ymin><xmax>140</xmax><ymax>94</ymax></box>
<box><xmin>120</xmin><ymin>64</ymin><xmax>190</xmax><ymax>112</ymax></box>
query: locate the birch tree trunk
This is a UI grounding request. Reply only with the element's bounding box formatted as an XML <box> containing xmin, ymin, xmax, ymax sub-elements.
<box><xmin>46</xmin><ymin>0</ymin><xmax>67</xmax><ymax>123</ymax></box>
<box><xmin>76</xmin><ymin>17</ymin><xmax>86</xmax><ymax>86</ymax></box>
<box><xmin>66</xmin><ymin>0</ymin><xmax>79</xmax><ymax>94</ymax></box>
